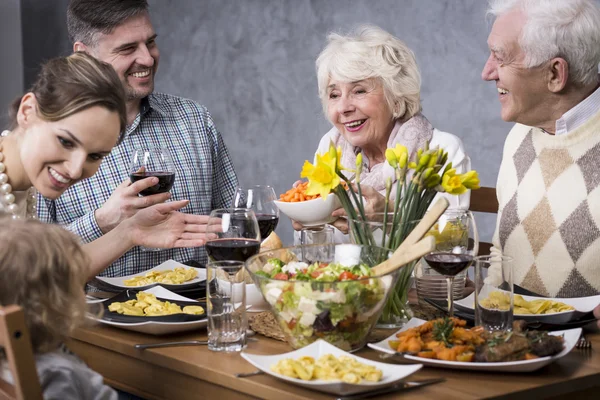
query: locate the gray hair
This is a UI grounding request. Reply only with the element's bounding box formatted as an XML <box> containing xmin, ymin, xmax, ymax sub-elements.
<box><xmin>316</xmin><ymin>25</ymin><xmax>422</xmax><ymax>122</ymax></box>
<box><xmin>487</xmin><ymin>0</ymin><xmax>600</xmax><ymax>86</ymax></box>
<box><xmin>67</xmin><ymin>0</ymin><xmax>149</xmax><ymax>47</ymax></box>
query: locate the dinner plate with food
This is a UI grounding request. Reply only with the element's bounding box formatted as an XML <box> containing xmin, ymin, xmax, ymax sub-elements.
<box><xmin>91</xmin><ymin>286</ymin><xmax>207</xmax><ymax>335</ymax></box>
<box><xmin>368</xmin><ymin>317</ymin><xmax>580</xmax><ymax>372</ymax></box>
<box><xmin>241</xmin><ymin>339</ymin><xmax>422</xmax><ymax>396</ymax></box>
<box><xmin>455</xmin><ymin>291</ymin><xmax>600</xmax><ymax>324</ymax></box>
<box><xmin>95</xmin><ymin>259</ymin><xmax>206</xmax><ymax>290</ymax></box>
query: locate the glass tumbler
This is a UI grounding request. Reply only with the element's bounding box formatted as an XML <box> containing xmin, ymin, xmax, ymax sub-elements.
<box><xmin>207</xmin><ymin>260</ymin><xmax>247</xmax><ymax>352</ymax></box>
<box><xmin>474</xmin><ymin>255</ymin><xmax>514</xmax><ymax>332</ymax></box>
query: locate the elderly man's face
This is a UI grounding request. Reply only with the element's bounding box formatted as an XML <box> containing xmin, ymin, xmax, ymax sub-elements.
<box><xmin>481</xmin><ymin>9</ymin><xmax>551</xmax><ymax>127</ymax></box>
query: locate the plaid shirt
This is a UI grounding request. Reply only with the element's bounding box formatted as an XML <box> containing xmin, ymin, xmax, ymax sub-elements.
<box><xmin>37</xmin><ymin>93</ymin><xmax>238</xmax><ymax>277</ymax></box>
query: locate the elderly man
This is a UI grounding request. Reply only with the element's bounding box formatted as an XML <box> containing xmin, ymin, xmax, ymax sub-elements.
<box><xmin>37</xmin><ymin>0</ymin><xmax>238</xmax><ymax>277</ymax></box>
<box><xmin>482</xmin><ymin>0</ymin><xmax>600</xmax><ymax>326</ymax></box>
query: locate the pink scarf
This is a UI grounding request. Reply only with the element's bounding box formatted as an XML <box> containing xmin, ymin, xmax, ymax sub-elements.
<box><xmin>327</xmin><ymin>113</ymin><xmax>434</xmax><ymax>194</ymax></box>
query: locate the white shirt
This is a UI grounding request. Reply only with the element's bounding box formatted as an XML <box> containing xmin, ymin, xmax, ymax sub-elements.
<box><xmin>555</xmin><ymin>85</ymin><xmax>600</xmax><ymax>135</ymax></box>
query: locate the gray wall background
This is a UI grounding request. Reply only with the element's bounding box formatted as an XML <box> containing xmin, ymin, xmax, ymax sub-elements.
<box><xmin>7</xmin><ymin>0</ymin><xmax>518</xmax><ymax>245</ymax></box>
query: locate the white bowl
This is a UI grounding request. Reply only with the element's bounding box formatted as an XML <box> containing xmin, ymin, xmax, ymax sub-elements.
<box><xmin>274</xmin><ymin>193</ymin><xmax>342</xmax><ymax>227</ymax></box>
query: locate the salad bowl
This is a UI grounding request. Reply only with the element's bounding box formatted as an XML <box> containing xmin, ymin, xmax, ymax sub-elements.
<box><xmin>245</xmin><ymin>244</ymin><xmax>397</xmax><ymax>351</ymax></box>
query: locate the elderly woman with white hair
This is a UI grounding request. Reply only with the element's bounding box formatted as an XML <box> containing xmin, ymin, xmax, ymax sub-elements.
<box><xmin>293</xmin><ymin>25</ymin><xmax>471</xmax><ymax>237</ymax></box>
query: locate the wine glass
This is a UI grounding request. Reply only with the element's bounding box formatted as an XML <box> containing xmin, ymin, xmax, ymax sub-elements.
<box><xmin>232</xmin><ymin>185</ymin><xmax>279</xmax><ymax>241</ymax></box>
<box><xmin>205</xmin><ymin>208</ymin><xmax>261</xmax><ymax>262</ymax></box>
<box><xmin>423</xmin><ymin>210</ymin><xmax>479</xmax><ymax>317</ymax></box>
<box><xmin>130</xmin><ymin>147</ymin><xmax>176</xmax><ymax>251</ymax></box>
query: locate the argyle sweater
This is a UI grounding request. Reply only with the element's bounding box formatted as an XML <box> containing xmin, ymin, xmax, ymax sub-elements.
<box><xmin>490</xmin><ymin>108</ymin><xmax>600</xmax><ymax>297</ymax></box>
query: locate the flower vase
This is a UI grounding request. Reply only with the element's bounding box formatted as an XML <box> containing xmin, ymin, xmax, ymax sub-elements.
<box><xmin>349</xmin><ymin>214</ymin><xmax>420</xmax><ymax>328</ymax></box>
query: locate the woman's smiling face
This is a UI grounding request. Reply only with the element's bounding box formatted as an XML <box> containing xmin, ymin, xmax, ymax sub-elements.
<box><xmin>326</xmin><ymin>78</ymin><xmax>395</xmax><ymax>152</ymax></box>
<box><xmin>19</xmin><ymin>96</ymin><xmax>120</xmax><ymax>199</ymax></box>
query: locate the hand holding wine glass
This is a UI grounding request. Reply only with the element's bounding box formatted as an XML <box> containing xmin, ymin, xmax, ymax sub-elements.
<box><xmin>129</xmin><ymin>147</ymin><xmax>177</xmax><ymax>251</ymax></box>
<box><xmin>205</xmin><ymin>208</ymin><xmax>261</xmax><ymax>262</ymax></box>
<box><xmin>424</xmin><ymin>210</ymin><xmax>478</xmax><ymax>317</ymax></box>
<box><xmin>233</xmin><ymin>185</ymin><xmax>279</xmax><ymax>240</ymax></box>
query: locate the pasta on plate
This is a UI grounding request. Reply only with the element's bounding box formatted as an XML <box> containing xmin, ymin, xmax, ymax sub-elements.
<box><xmin>271</xmin><ymin>354</ymin><xmax>382</xmax><ymax>383</ymax></box>
<box><xmin>480</xmin><ymin>292</ymin><xmax>575</xmax><ymax>315</ymax></box>
<box><xmin>123</xmin><ymin>267</ymin><xmax>198</xmax><ymax>286</ymax></box>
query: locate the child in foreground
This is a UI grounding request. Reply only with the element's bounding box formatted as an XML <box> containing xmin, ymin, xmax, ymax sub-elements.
<box><xmin>0</xmin><ymin>217</ymin><xmax>117</xmax><ymax>400</ymax></box>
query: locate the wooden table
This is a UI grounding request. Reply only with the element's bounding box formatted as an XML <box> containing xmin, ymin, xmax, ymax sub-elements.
<box><xmin>68</xmin><ymin>323</ymin><xmax>600</xmax><ymax>400</ymax></box>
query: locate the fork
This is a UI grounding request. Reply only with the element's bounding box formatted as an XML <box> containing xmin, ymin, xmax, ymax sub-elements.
<box><xmin>576</xmin><ymin>335</ymin><xmax>592</xmax><ymax>350</ymax></box>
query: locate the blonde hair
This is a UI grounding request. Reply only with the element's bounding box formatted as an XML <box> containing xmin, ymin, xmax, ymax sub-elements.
<box><xmin>316</xmin><ymin>25</ymin><xmax>422</xmax><ymax>122</ymax></box>
<box><xmin>0</xmin><ymin>218</ymin><xmax>90</xmax><ymax>353</ymax></box>
<box><xmin>9</xmin><ymin>52</ymin><xmax>127</xmax><ymax>143</ymax></box>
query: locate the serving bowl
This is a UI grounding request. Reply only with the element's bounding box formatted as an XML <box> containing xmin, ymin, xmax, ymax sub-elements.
<box><xmin>274</xmin><ymin>193</ymin><xmax>342</xmax><ymax>227</ymax></box>
<box><xmin>245</xmin><ymin>244</ymin><xmax>396</xmax><ymax>351</ymax></box>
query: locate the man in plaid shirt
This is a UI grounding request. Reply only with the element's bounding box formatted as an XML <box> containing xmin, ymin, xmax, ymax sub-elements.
<box><xmin>38</xmin><ymin>0</ymin><xmax>238</xmax><ymax>277</ymax></box>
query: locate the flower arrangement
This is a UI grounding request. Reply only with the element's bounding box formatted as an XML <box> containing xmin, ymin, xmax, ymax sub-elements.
<box><xmin>300</xmin><ymin>141</ymin><xmax>480</xmax><ymax>326</ymax></box>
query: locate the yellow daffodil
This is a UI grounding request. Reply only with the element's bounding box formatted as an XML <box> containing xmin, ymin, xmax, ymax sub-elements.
<box><xmin>300</xmin><ymin>151</ymin><xmax>340</xmax><ymax>199</ymax></box>
<box><xmin>441</xmin><ymin>169</ymin><xmax>481</xmax><ymax>195</ymax></box>
<box><xmin>385</xmin><ymin>148</ymin><xmax>398</xmax><ymax>167</ymax></box>
<box><xmin>461</xmin><ymin>170</ymin><xmax>481</xmax><ymax>190</ymax></box>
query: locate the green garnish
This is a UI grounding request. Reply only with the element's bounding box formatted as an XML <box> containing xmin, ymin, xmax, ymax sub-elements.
<box><xmin>432</xmin><ymin>318</ymin><xmax>454</xmax><ymax>347</ymax></box>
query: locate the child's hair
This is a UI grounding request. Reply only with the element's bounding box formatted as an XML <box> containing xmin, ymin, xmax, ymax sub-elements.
<box><xmin>0</xmin><ymin>218</ymin><xmax>90</xmax><ymax>353</ymax></box>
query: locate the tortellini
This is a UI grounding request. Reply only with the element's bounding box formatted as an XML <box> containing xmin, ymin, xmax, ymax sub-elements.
<box><xmin>124</xmin><ymin>267</ymin><xmax>198</xmax><ymax>286</ymax></box>
<box><xmin>480</xmin><ymin>291</ymin><xmax>575</xmax><ymax>314</ymax></box>
<box><xmin>271</xmin><ymin>354</ymin><xmax>382</xmax><ymax>383</ymax></box>
<box><xmin>108</xmin><ymin>292</ymin><xmax>204</xmax><ymax>316</ymax></box>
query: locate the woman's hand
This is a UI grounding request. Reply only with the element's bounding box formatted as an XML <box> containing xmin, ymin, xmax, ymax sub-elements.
<box><xmin>125</xmin><ymin>200</ymin><xmax>211</xmax><ymax>248</ymax></box>
<box><xmin>329</xmin><ymin>185</ymin><xmax>387</xmax><ymax>234</ymax></box>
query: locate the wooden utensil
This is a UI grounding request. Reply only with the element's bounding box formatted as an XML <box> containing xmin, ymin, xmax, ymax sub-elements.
<box><xmin>395</xmin><ymin>197</ymin><xmax>449</xmax><ymax>254</ymax></box>
<box><xmin>371</xmin><ymin>235</ymin><xmax>436</xmax><ymax>276</ymax></box>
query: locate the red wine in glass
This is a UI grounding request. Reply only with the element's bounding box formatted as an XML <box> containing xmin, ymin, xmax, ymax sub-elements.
<box><xmin>256</xmin><ymin>214</ymin><xmax>279</xmax><ymax>239</ymax></box>
<box><xmin>130</xmin><ymin>171</ymin><xmax>176</xmax><ymax>196</ymax></box>
<box><xmin>205</xmin><ymin>238</ymin><xmax>261</xmax><ymax>262</ymax></box>
<box><xmin>424</xmin><ymin>253</ymin><xmax>473</xmax><ymax>276</ymax></box>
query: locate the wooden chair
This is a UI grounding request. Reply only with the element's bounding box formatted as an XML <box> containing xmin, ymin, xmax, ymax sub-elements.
<box><xmin>0</xmin><ymin>305</ymin><xmax>42</xmax><ymax>400</ymax></box>
<box><xmin>469</xmin><ymin>186</ymin><xmax>499</xmax><ymax>256</ymax></box>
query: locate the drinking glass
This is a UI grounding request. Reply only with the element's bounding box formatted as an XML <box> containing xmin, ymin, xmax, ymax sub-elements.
<box><xmin>205</xmin><ymin>208</ymin><xmax>261</xmax><ymax>262</ymax></box>
<box><xmin>423</xmin><ymin>210</ymin><xmax>478</xmax><ymax>317</ymax></box>
<box><xmin>232</xmin><ymin>185</ymin><xmax>279</xmax><ymax>240</ymax></box>
<box><xmin>300</xmin><ymin>225</ymin><xmax>334</xmax><ymax>263</ymax></box>
<box><xmin>130</xmin><ymin>148</ymin><xmax>176</xmax><ymax>251</ymax></box>
<box><xmin>206</xmin><ymin>260</ymin><xmax>247</xmax><ymax>352</ymax></box>
<box><xmin>474</xmin><ymin>255</ymin><xmax>514</xmax><ymax>332</ymax></box>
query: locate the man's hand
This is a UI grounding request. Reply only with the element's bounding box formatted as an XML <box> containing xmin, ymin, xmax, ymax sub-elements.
<box><xmin>95</xmin><ymin>177</ymin><xmax>171</xmax><ymax>233</ymax></box>
<box><xmin>125</xmin><ymin>200</ymin><xmax>211</xmax><ymax>248</ymax></box>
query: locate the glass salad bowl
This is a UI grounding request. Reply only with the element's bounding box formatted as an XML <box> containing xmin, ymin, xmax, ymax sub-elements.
<box><xmin>245</xmin><ymin>244</ymin><xmax>396</xmax><ymax>351</ymax></box>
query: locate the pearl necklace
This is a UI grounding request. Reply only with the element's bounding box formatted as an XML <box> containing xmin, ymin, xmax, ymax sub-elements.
<box><xmin>0</xmin><ymin>130</ymin><xmax>37</xmax><ymax>219</ymax></box>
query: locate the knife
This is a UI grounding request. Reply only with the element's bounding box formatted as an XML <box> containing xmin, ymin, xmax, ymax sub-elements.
<box><xmin>335</xmin><ymin>378</ymin><xmax>445</xmax><ymax>400</ymax></box>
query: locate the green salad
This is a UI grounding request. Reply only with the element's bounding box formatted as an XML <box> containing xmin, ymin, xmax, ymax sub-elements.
<box><xmin>254</xmin><ymin>258</ymin><xmax>388</xmax><ymax>350</ymax></box>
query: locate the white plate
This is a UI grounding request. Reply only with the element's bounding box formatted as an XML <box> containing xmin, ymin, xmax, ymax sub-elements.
<box><xmin>90</xmin><ymin>286</ymin><xmax>207</xmax><ymax>335</ymax></box>
<box><xmin>368</xmin><ymin>318</ymin><xmax>581</xmax><ymax>372</ymax></box>
<box><xmin>96</xmin><ymin>260</ymin><xmax>206</xmax><ymax>290</ymax></box>
<box><xmin>455</xmin><ymin>292</ymin><xmax>600</xmax><ymax>324</ymax></box>
<box><xmin>241</xmin><ymin>339</ymin><xmax>422</xmax><ymax>396</ymax></box>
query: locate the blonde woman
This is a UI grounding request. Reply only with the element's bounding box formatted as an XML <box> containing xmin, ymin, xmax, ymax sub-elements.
<box><xmin>0</xmin><ymin>218</ymin><xmax>117</xmax><ymax>399</ymax></box>
<box><xmin>0</xmin><ymin>52</ymin><xmax>210</xmax><ymax>279</ymax></box>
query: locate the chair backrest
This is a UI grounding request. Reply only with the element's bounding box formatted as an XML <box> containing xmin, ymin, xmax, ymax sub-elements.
<box><xmin>0</xmin><ymin>305</ymin><xmax>42</xmax><ymax>400</ymax></box>
<box><xmin>469</xmin><ymin>187</ymin><xmax>498</xmax><ymax>256</ymax></box>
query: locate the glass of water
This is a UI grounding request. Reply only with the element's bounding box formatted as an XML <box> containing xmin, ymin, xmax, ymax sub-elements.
<box><xmin>206</xmin><ymin>260</ymin><xmax>247</xmax><ymax>352</ymax></box>
<box><xmin>474</xmin><ymin>255</ymin><xmax>514</xmax><ymax>332</ymax></box>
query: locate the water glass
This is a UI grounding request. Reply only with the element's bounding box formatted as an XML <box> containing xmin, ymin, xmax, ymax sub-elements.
<box><xmin>207</xmin><ymin>261</ymin><xmax>247</xmax><ymax>352</ymax></box>
<box><xmin>474</xmin><ymin>255</ymin><xmax>514</xmax><ymax>332</ymax></box>
<box><xmin>300</xmin><ymin>225</ymin><xmax>334</xmax><ymax>262</ymax></box>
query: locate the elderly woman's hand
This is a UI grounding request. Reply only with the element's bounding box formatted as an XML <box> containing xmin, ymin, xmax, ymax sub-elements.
<box><xmin>329</xmin><ymin>185</ymin><xmax>387</xmax><ymax>234</ymax></box>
